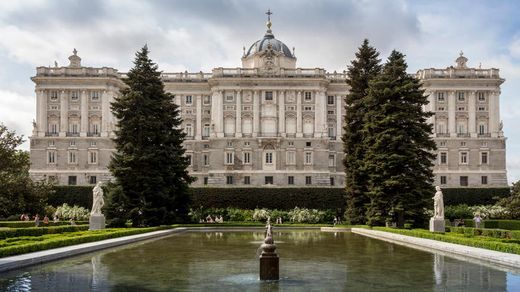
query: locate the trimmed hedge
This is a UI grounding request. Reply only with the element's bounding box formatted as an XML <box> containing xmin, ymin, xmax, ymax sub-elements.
<box><xmin>448</xmin><ymin>226</ymin><xmax>520</xmax><ymax>240</ymax></box>
<box><xmin>0</xmin><ymin>225</ymin><xmax>89</xmax><ymax>239</ymax></box>
<box><xmin>0</xmin><ymin>227</ymin><xmax>168</xmax><ymax>258</ymax></box>
<box><xmin>480</xmin><ymin>220</ymin><xmax>520</xmax><ymax>230</ymax></box>
<box><xmin>374</xmin><ymin>227</ymin><xmax>520</xmax><ymax>255</ymax></box>
<box><xmin>442</xmin><ymin>188</ymin><xmax>510</xmax><ymax>206</ymax></box>
<box><xmin>0</xmin><ymin>221</ymin><xmax>88</xmax><ymax>228</ymax></box>
<box><xmin>189</xmin><ymin>188</ymin><xmax>346</xmax><ymax>210</ymax></box>
<box><xmin>48</xmin><ymin>186</ymin><xmax>511</xmax><ymax>210</ymax></box>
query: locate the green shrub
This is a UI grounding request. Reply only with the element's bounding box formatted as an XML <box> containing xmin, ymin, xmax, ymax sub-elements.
<box><xmin>445</xmin><ymin>204</ymin><xmax>473</xmax><ymax>220</ymax></box>
<box><xmin>49</xmin><ymin>186</ymin><xmax>93</xmax><ymax>209</ymax></box>
<box><xmin>0</xmin><ymin>225</ymin><xmax>88</xmax><ymax>239</ymax></box>
<box><xmin>442</xmin><ymin>188</ymin><xmax>510</xmax><ymax>206</ymax></box>
<box><xmin>483</xmin><ymin>220</ymin><xmax>520</xmax><ymax>230</ymax></box>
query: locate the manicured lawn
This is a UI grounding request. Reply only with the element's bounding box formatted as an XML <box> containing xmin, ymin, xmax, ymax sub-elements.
<box><xmin>373</xmin><ymin>227</ymin><xmax>520</xmax><ymax>255</ymax></box>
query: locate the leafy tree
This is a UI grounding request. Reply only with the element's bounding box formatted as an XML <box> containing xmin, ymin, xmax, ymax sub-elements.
<box><xmin>0</xmin><ymin>123</ymin><xmax>53</xmax><ymax>218</ymax></box>
<box><xmin>343</xmin><ymin>39</ymin><xmax>382</xmax><ymax>224</ymax></box>
<box><xmin>362</xmin><ymin>50</ymin><xmax>436</xmax><ymax>227</ymax></box>
<box><xmin>497</xmin><ymin>181</ymin><xmax>520</xmax><ymax>219</ymax></box>
<box><xmin>106</xmin><ymin>46</ymin><xmax>195</xmax><ymax>227</ymax></box>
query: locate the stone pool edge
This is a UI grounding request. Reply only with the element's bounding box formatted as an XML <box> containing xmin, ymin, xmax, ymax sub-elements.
<box><xmin>0</xmin><ymin>228</ymin><xmax>188</xmax><ymax>273</ymax></box>
<box><xmin>352</xmin><ymin>228</ymin><xmax>520</xmax><ymax>271</ymax></box>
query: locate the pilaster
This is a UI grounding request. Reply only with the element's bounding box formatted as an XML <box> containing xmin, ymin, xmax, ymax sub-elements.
<box><xmin>278</xmin><ymin>90</ymin><xmax>285</xmax><ymax>136</ymax></box>
<box><xmin>59</xmin><ymin>90</ymin><xmax>68</xmax><ymax>137</ymax></box>
<box><xmin>253</xmin><ymin>90</ymin><xmax>259</xmax><ymax>137</ymax></box>
<box><xmin>448</xmin><ymin>91</ymin><xmax>456</xmax><ymax>137</ymax></box>
<box><xmin>336</xmin><ymin>95</ymin><xmax>342</xmax><ymax>140</ymax></box>
<box><xmin>296</xmin><ymin>91</ymin><xmax>302</xmax><ymax>137</ymax></box>
<box><xmin>236</xmin><ymin>90</ymin><xmax>242</xmax><ymax>137</ymax></box>
<box><xmin>101</xmin><ymin>91</ymin><xmax>109</xmax><ymax>137</ymax></box>
<box><xmin>80</xmin><ymin>90</ymin><xmax>88</xmax><ymax>137</ymax></box>
<box><xmin>36</xmin><ymin>90</ymin><xmax>46</xmax><ymax>137</ymax></box>
<box><xmin>195</xmin><ymin>94</ymin><xmax>202</xmax><ymax>140</ymax></box>
<box><xmin>468</xmin><ymin>91</ymin><xmax>476</xmax><ymax>137</ymax></box>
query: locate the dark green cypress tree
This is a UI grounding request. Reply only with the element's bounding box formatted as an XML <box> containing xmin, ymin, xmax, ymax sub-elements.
<box><xmin>363</xmin><ymin>50</ymin><xmax>436</xmax><ymax>227</ymax></box>
<box><xmin>107</xmin><ymin>45</ymin><xmax>195</xmax><ymax>226</ymax></box>
<box><xmin>343</xmin><ymin>39</ymin><xmax>381</xmax><ymax>224</ymax></box>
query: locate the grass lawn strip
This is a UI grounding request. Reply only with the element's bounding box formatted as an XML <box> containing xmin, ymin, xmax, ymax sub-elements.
<box><xmin>373</xmin><ymin>227</ymin><xmax>520</xmax><ymax>255</ymax></box>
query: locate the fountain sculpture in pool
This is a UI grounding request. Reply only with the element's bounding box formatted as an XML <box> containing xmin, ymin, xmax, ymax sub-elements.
<box><xmin>259</xmin><ymin>218</ymin><xmax>279</xmax><ymax>280</ymax></box>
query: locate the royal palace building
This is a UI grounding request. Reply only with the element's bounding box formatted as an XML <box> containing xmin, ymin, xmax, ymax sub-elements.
<box><xmin>29</xmin><ymin>16</ymin><xmax>508</xmax><ymax>187</ymax></box>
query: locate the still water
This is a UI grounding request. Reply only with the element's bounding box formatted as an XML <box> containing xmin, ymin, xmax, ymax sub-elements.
<box><xmin>1</xmin><ymin>230</ymin><xmax>519</xmax><ymax>291</ymax></box>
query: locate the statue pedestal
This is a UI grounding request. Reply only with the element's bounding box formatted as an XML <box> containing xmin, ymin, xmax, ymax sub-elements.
<box><xmin>429</xmin><ymin>217</ymin><xmax>445</xmax><ymax>233</ymax></box>
<box><xmin>89</xmin><ymin>214</ymin><xmax>105</xmax><ymax>230</ymax></box>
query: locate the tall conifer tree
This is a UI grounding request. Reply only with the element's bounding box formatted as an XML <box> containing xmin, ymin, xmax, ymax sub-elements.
<box><xmin>107</xmin><ymin>46</ymin><xmax>195</xmax><ymax>226</ymax></box>
<box><xmin>343</xmin><ymin>39</ymin><xmax>381</xmax><ymax>224</ymax></box>
<box><xmin>363</xmin><ymin>50</ymin><xmax>436</xmax><ymax>226</ymax></box>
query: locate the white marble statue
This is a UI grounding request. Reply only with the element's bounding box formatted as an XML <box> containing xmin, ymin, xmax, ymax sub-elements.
<box><xmin>91</xmin><ymin>182</ymin><xmax>104</xmax><ymax>216</ymax></box>
<box><xmin>433</xmin><ymin>186</ymin><xmax>444</xmax><ymax>219</ymax></box>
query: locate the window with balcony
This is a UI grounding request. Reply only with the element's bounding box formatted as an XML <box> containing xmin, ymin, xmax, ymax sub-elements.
<box><xmin>478</xmin><ymin>92</ymin><xmax>486</xmax><ymax>102</ymax></box>
<box><xmin>71</xmin><ymin>91</ymin><xmax>79</xmax><ymax>101</ymax></box>
<box><xmin>327</xmin><ymin>95</ymin><xmax>335</xmax><ymax>105</ymax></box>
<box><xmin>91</xmin><ymin>91</ymin><xmax>100</xmax><ymax>101</ymax></box>
<box><xmin>203</xmin><ymin>124</ymin><xmax>210</xmax><ymax>138</ymax></box>
<box><xmin>185</xmin><ymin>95</ymin><xmax>192</xmax><ymax>105</ymax></box>
<box><xmin>457</xmin><ymin>92</ymin><xmax>465</xmax><ymax>101</ymax></box>
<box><xmin>50</xmin><ymin>91</ymin><xmax>58</xmax><ymax>101</ymax></box>
<box><xmin>304</xmin><ymin>91</ymin><xmax>312</xmax><ymax>101</ymax></box>
<box><xmin>437</xmin><ymin>92</ymin><xmax>445</xmax><ymax>102</ymax></box>
<box><xmin>265</xmin><ymin>152</ymin><xmax>273</xmax><ymax>164</ymax></box>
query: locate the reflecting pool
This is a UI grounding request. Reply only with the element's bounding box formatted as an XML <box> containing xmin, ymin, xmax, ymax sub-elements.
<box><xmin>1</xmin><ymin>230</ymin><xmax>519</xmax><ymax>291</ymax></box>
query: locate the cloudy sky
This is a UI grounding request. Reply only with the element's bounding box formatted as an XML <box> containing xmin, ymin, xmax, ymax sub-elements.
<box><xmin>1</xmin><ymin>0</ymin><xmax>520</xmax><ymax>182</ymax></box>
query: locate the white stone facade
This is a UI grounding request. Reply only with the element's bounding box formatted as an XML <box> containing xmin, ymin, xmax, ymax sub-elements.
<box><xmin>29</xmin><ymin>25</ymin><xmax>507</xmax><ymax>188</ymax></box>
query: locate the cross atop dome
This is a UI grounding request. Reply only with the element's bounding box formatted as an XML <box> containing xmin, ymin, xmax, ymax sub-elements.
<box><xmin>266</xmin><ymin>9</ymin><xmax>273</xmax><ymax>31</ymax></box>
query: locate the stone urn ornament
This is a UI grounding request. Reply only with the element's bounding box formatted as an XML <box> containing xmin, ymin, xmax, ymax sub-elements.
<box><xmin>429</xmin><ymin>186</ymin><xmax>445</xmax><ymax>233</ymax></box>
<box><xmin>89</xmin><ymin>181</ymin><xmax>106</xmax><ymax>230</ymax></box>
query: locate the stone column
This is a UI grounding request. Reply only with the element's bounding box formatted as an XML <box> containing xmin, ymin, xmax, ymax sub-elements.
<box><xmin>427</xmin><ymin>91</ymin><xmax>436</xmax><ymax>127</ymax></box>
<box><xmin>336</xmin><ymin>95</ymin><xmax>342</xmax><ymax>140</ymax></box>
<box><xmin>36</xmin><ymin>90</ymin><xmax>46</xmax><ymax>137</ymax></box>
<box><xmin>59</xmin><ymin>90</ymin><xmax>68</xmax><ymax>137</ymax></box>
<box><xmin>195</xmin><ymin>94</ymin><xmax>202</xmax><ymax>140</ymax></box>
<box><xmin>468</xmin><ymin>91</ymin><xmax>476</xmax><ymax>137</ymax></box>
<box><xmin>489</xmin><ymin>90</ymin><xmax>500</xmax><ymax>138</ymax></box>
<box><xmin>278</xmin><ymin>90</ymin><xmax>285</xmax><ymax>136</ymax></box>
<box><xmin>80</xmin><ymin>90</ymin><xmax>88</xmax><ymax>137</ymax></box>
<box><xmin>236</xmin><ymin>90</ymin><xmax>242</xmax><ymax>137</ymax></box>
<box><xmin>253</xmin><ymin>90</ymin><xmax>259</xmax><ymax>137</ymax></box>
<box><xmin>101</xmin><ymin>91</ymin><xmax>109</xmax><ymax>137</ymax></box>
<box><xmin>216</xmin><ymin>91</ymin><xmax>224</xmax><ymax>137</ymax></box>
<box><xmin>448</xmin><ymin>91</ymin><xmax>456</xmax><ymax>137</ymax></box>
<box><xmin>296</xmin><ymin>91</ymin><xmax>302</xmax><ymax>137</ymax></box>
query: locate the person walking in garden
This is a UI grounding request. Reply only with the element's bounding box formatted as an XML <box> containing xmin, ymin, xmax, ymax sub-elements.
<box><xmin>43</xmin><ymin>215</ymin><xmax>49</xmax><ymax>225</ymax></box>
<box><xmin>473</xmin><ymin>214</ymin><xmax>482</xmax><ymax>228</ymax></box>
<box><xmin>34</xmin><ymin>214</ymin><xmax>40</xmax><ymax>227</ymax></box>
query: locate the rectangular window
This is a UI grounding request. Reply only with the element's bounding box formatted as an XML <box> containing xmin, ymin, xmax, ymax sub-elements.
<box><xmin>204</xmin><ymin>154</ymin><xmax>209</xmax><ymax>166</ymax></box>
<box><xmin>244</xmin><ymin>176</ymin><xmax>251</xmax><ymax>185</ymax></box>
<box><xmin>265</xmin><ymin>152</ymin><xmax>273</xmax><ymax>164</ymax></box>
<box><xmin>203</xmin><ymin>124</ymin><xmax>210</xmax><ymax>137</ymax></box>
<box><xmin>89</xmin><ymin>151</ymin><xmax>98</xmax><ymax>164</ymax></box>
<box><xmin>437</xmin><ymin>92</ymin><xmax>445</xmax><ymax>102</ymax></box>
<box><xmin>457</xmin><ymin>106</ymin><xmax>466</xmax><ymax>111</ymax></box>
<box><xmin>440</xmin><ymin>176</ymin><xmax>447</xmax><ymax>185</ymax></box>
<box><xmin>225</xmin><ymin>152</ymin><xmax>234</xmax><ymax>165</ymax></box>
<box><xmin>243</xmin><ymin>152</ymin><xmax>251</xmax><ymax>164</ymax></box>
<box><xmin>481</xmin><ymin>152</ymin><xmax>488</xmax><ymax>164</ymax></box>
<box><xmin>69</xmin><ymin>140</ymin><xmax>76</xmax><ymax>147</ymax></box>
<box><xmin>304</xmin><ymin>106</ymin><xmax>312</xmax><ymax>111</ymax></box>
<box><xmin>457</xmin><ymin>92</ymin><xmax>465</xmax><ymax>101</ymax></box>
<box><xmin>288</xmin><ymin>176</ymin><xmax>294</xmax><ymax>185</ymax></box>
<box><xmin>460</xmin><ymin>152</ymin><xmax>468</xmax><ymax>164</ymax></box>
<box><xmin>304</xmin><ymin>152</ymin><xmax>313</xmax><ymax>165</ymax></box>
<box><xmin>481</xmin><ymin>176</ymin><xmax>488</xmax><ymax>185</ymax></box>
<box><xmin>306</xmin><ymin>142</ymin><xmax>311</xmax><ymax>147</ymax></box>
<box><xmin>71</xmin><ymin>91</ymin><xmax>79</xmax><ymax>101</ymax></box>
<box><xmin>440</xmin><ymin>152</ymin><xmax>447</xmax><ymax>165</ymax></box>
<box><xmin>328</xmin><ymin>154</ymin><xmax>336</xmax><ymax>167</ymax></box>
<box><xmin>226</xmin><ymin>95</ymin><xmax>234</xmax><ymax>102</ymax></box>
<box><xmin>265</xmin><ymin>91</ymin><xmax>273</xmax><ymax>101</ymax></box>
<box><xmin>478</xmin><ymin>92</ymin><xmax>486</xmax><ymax>102</ymax></box>
<box><xmin>265</xmin><ymin>176</ymin><xmax>274</xmax><ymax>185</ymax></box>
<box><xmin>478</xmin><ymin>106</ymin><xmax>486</xmax><ymax>111</ymax></box>
<box><xmin>327</xmin><ymin>95</ymin><xmax>335</xmax><ymax>105</ymax></box>
<box><xmin>286</xmin><ymin>151</ymin><xmax>296</xmax><ymax>165</ymax></box>
<box><xmin>226</xmin><ymin>176</ymin><xmax>233</xmax><ymax>185</ymax></box>
<box><xmin>91</xmin><ymin>91</ymin><xmax>100</xmax><ymax>101</ymax></box>
<box><xmin>437</xmin><ymin>107</ymin><xmax>446</xmax><ymax>111</ymax></box>
<box><xmin>203</xmin><ymin>96</ymin><xmax>211</xmax><ymax>105</ymax></box>
<box><xmin>304</xmin><ymin>91</ymin><xmax>312</xmax><ymax>101</ymax></box>
<box><xmin>90</xmin><ymin>141</ymin><xmax>97</xmax><ymax>147</ymax></box>
<box><xmin>47</xmin><ymin>151</ymin><xmax>56</xmax><ymax>164</ymax></box>
<box><xmin>185</xmin><ymin>95</ymin><xmax>192</xmax><ymax>104</ymax></box>
<box><xmin>89</xmin><ymin>176</ymin><xmax>97</xmax><ymax>184</ymax></box>
<box><xmin>50</xmin><ymin>91</ymin><xmax>58</xmax><ymax>100</ymax></box>
<box><xmin>479</xmin><ymin>124</ymin><xmax>486</xmax><ymax>134</ymax></box>
<box><xmin>460</xmin><ymin>176</ymin><xmax>468</xmax><ymax>186</ymax></box>
<box><xmin>68</xmin><ymin>151</ymin><xmax>76</xmax><ymax>164</ymax></box>
<box><xmin>185</xmin><ymin>124</ymin><xmax>193</xmax><ymax>137</ymax></box>
<box><xmin>327</xmin><ymin>110</ymin><xmax>335</xmax><ymax>115</ymax></box>
<box><xmin>328</xmin><ymin>127</ymin><xmax>335</xmax><ymax>138</ymax></box>
<box><xmin>68</xmin><ymin>176</ymin><xmax>77</xmax><ymax>186</ymax></box>
<box><xmin>305</xmin><ymin>176</ymin><xmax>312</xmax><ymax>185</ymax></box>
<box><xmin>330</xmin><ymin>177</ymin><xmax>335</xmax><ymax>186</ymax></box>
<box><xmin>203</xmin><ymin>177</ymin><xmax>208</xmax><ymax>185</ymax></box>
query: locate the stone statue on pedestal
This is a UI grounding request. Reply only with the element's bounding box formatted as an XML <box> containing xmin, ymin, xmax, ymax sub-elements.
<box><xmin>89</xmin><ymin>181</ymin><xmax>106</xmax><ymax>230</ymax></box>
<box><xmin>430</xmin><ymin>186</ymin><xmax>445</xmax><ymax>233</ymax></box>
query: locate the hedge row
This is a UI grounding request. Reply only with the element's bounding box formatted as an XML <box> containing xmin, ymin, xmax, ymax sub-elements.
<box><xmin>0</xmin><ymin>225</ymin><xmax>89</xmax><ymax>239</ymax></box>
<box><xmin>373</xmin><ymin>227</ymin><xmax>520</xmax><ymax>255</ymax></box>
<box><xmin>0</xmin><ymin>221</ymin><xmax>88</xmax><ymax>228</ymax></box>
<box><xmin>0</xmin><ymin>227</ymin><xmax>167</xmax><ymax>258</ymax></box>
<box><xmin>448</xmin><ymin>226</ymin><xmax>520</xmax><ymax>240</ymax></box>
<box><xmin>48</xmin><ymin>186</ymin><xmax>511</xmax><ymax>210</ymax></box>
<box><xmin>479</xmin><ymin>220</ymin><xmax>520</xmax><ymax>230</ymax></box>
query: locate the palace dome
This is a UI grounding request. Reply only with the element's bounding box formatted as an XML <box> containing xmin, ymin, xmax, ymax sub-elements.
<box><xmin>245</xmin><ymin>30</ymin><xmax>294</xmax><ymax>58</ymax></box>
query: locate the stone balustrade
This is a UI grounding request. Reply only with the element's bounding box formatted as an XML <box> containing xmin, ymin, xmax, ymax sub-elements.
<box><xmin>416</xmin><ymin>68</ymin><xmax>500</xmax><ymax>79</ymax></box>
<box><xmin>35</xmin><ymin>67</ymin><xmax>120</xmax><ymax>78</ymax></box>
